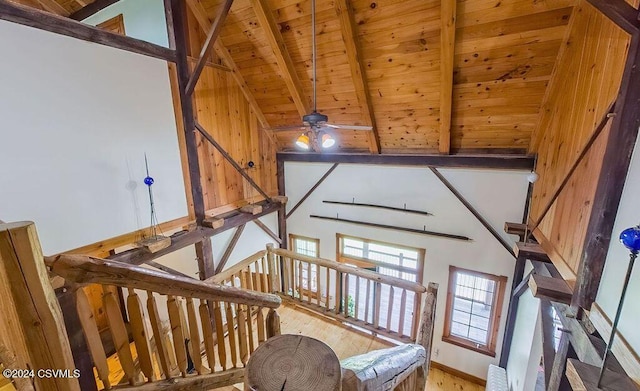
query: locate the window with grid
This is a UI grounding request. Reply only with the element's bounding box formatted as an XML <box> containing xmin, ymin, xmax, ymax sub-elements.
<box><xmin>289</xmin><ymin>234</ymin><xmax>319</xmax><ymax>292</ymax></box>
<box><xmin>443</xmin><ymin>266</ymin><xmax>507</xmax><ymax>357</ymax></box>
<box><xmin>337</xmin><ymin>234</ymin><xmax>424</xmax><ymax>283</ymax></box>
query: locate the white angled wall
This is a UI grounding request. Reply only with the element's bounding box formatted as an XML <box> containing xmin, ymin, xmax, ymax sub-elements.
<box><xmin>0</xmin><ymin>20</ymin><xmax>186</xmax><ymax>255</ymax></box>
<box><xmin>284</xmin><ymin>162</ymin><xmax>529</xmax><ymax>379</ymax></box>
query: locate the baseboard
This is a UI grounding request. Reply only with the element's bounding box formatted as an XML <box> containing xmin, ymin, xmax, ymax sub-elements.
<box><xmin>430</xmin><ymin>361</ymin><xmax>487</xmax><ymax>386</ymax></box>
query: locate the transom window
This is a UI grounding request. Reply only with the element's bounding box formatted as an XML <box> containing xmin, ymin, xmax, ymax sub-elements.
<box><xmin>443</xmin><ymin>266</ymin><xmax>507</xmax><ymax>357</ymax></box>
<box><xmin>289</xmin><ymin>234</ymin><xmax>319</xmax><ymax>292</ymax></box>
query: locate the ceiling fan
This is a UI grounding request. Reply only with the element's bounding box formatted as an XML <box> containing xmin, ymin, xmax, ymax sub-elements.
<box><xmin>271</xmin><ymin>0</ymin><xmax>373</xmax><ymax>151</ymax></box>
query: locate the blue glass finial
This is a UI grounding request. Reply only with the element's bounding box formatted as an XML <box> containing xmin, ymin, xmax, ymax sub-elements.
<box><xmin>620</xmin><ymin>225</ymin><xmax>640</xmax><ymax>253</ymax></box>
<box><xmin>144</xmin><ymin>176</ymin><xmax>154</xmax><ymax>186</ymax></box>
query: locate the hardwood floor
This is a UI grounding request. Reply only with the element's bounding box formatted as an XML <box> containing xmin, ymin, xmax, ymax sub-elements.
<box><xmin>217</xmin><ymin>301</ymin><xmax>486</xmax><ymax>390</ymax></box>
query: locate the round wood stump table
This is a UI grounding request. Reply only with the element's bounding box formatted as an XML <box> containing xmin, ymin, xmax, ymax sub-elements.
<box><xmin>244</xmin><ymin>334</ymin><xmax>342</xmax><ymax>391</ymax></box>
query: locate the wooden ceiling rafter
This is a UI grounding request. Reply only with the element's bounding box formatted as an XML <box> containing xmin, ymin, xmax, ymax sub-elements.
<box><xmin>438</xmin><ymin>0</ymin><xmax>456</xmax><ymax>154</ymax></box>
<box><xmin>69</xmin><ymin>0</ymin><xmax>120</xmax><ymax>21</ymax></box>
<box><xmin>35</xmin><ymin>0</ymin><xmax>69</xmax><ymax>16</ymax></box>
<box><xmin>250</xmin><ymin>0</ymin><xmax>311</xmax><ymax>117</ymax></box>
<box><xmin>334</xmin><ymin>0</ymin><xmax>380</xmax><ymax>154</ymax></box>
<box><xmin>0</xmin><ymin>0</ymin><xmax>175</xmax><ymax>61</ymax></box>
<box><xmin>185</xmin><ymin>0</ymin><xmax>273</xmax><ymax>134</ymax></box>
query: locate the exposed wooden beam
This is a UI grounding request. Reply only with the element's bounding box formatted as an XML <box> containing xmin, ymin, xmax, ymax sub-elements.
<box><xmin>504</xmin><ymin>222</ymin><xmax>527</xmax><ymax>237</ymax></box>
<box><xmin>36</xmin><ymin>0</ymin><xmax>69</xmax><ymax>16</ymax></box>
<box><xmin>498</xmin><ymin>256</ymin><xmax>526</xmax><ymax>367</ymax></box>
<box><xmin>277</xmin><ymin>152</ymin><xmax>535</xmax><ymax>170</ymax></box>
<box><xmin>286</xmin><ymin>163</ymin><xmax>339</xmax><ymax>219</ymax></box>
<box><xmin>310</xmin><ymin>214</ymin><xmax>472</xmax><ymax>241</ymax></box>
<box><xmin>194</xmin><ymin>122</ymin><xmax>272</xmax><ymax>201</ymax></box>
<box><xmin>512</xmin><ymin>269</ymin><xmax>534</xmax><ymax>299</ymax></box>
<box><xmin>250</xmin><ymin>0</ymin><xmax>310</xmax><ymax>116</ymax></box>
<box><xmin>575</xmin><ymin>33</ymin><xmax>640</xmax><ymax>310</ymax></box>
<box><xmin>514</xmin><ymin>242</ymin><xmax>551</xmax><ymax>263</ymax></box>
<box><xmin>215</xmin><ymin>224</ymin><xmax>245</xmax><ymax>274</ymax></box>
<box><xmin>253</xmin><ymin>219</ymin><xmax>282</xmax><ymax>245</ymax></box>
<box><xmin>430</xmin><ymin>167</ymin><xmax>515</xmax><ymax>258</ymax></box>
<box><xmin>438</xmin><ymin>0</ymin><xmax>456</xmax><ymax>154</ymax></box>
<box><xmin>110</xmin><ymin>201</ymin><xmax>280</xmax><ymax>265</ymax></box>
<box><xmin>195</xmin><ymin>238</ymin><xmax>215</xmax><ymax>279</ymax></box>
<box><xmin>277</xmin><ymin>160</ymin><xmax>287</xmax><ymax>249</ymax></box>
<box><xmin>69</xmin><ymin>0</ymin><xmax>120</xmax><ymax>20</ymax></box>
<box><xmin>185</xmin><ymin>0</ymin><xmax>233</xmax><ymax>96</ymax></box>
<box><xmin>586</xmin><ymin>0</ymin><xmax>640</xmax><ymax>35</ymax></box>
<box><xmin>529</xmin><ymin>274</ymin><xmax>573</xmax><ymax>304</ymax></box>
<box><xmin>334</xmin><ymin>0</ymin><xmax>380</xmax><ymax>154</ymax></box>
<box><xmin>0</xmin><ymin>0</ymin><xmax>176</xmax><ymax>62</ymax></box>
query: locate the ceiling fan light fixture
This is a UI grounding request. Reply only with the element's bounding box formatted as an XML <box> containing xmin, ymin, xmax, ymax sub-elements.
<box><xmin>321</xmin><ymin>132</ymin><xmax>335</xmax><ymax>148</ymax></box>
<box><xmin>296</xmin><ymin>133</ymin><xmax>310</xmax><ymax>150</ymax></box>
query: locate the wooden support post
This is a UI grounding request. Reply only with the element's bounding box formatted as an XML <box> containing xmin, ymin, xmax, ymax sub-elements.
<box><xmin>416</xmin><ymin>282</ymin><xmax>438</xmax><ymax>384</ymax></box>
<box><xmin>498</xmin><ymin>256</ymin><xmax>526</xmax><ymax>367</ymax></box>
<box><xmin>575</xmin><ymin>32</ymin><xmax>640</xmax><ymax>310</ymax></box>
<box><xmin>0</xmin><ymin>221</ymin><xmax>81</xmax><ymax>391</ymax></box>
<box><xmin>277</xmin><ymin>160</ymin><xmax>287</xmax><ymax>249</ymax></box>
<box><xmin>70</xmin><ymin>0</ymin><xmax>120</xmax><ymax>20</ymax></box>
<box><xmin>196</xmin><ymin>239</ymin><xmax>215</xmax><ymax>280</ymax></box>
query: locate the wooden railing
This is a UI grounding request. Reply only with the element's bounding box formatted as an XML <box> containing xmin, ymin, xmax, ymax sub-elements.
<box><xmin>47</xmin><ymin>253</ymin><xmax>282</xmax><ymax>390</ymax></box>
<box><xmin>266</xmin><ymin>245</ymin><xmax>428</xmax><ymax>343</ymax></box>
<box><xmin>205</xmin><ymin>250</ymin><xmax>275</xmax><ymax>294</ymax></box>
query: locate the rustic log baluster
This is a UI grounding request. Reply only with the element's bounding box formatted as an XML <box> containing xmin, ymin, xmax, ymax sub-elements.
<box><xmin>213</xmin><ymin>302</ymin><xmax>227</xmax><ymax>371</ymax></box>
<box><xmin>147</xmin><ymin>292</ymin><xmax>172</xmax><ymax>380</ymax></box>
<box><xmin>386</xmin><ymin>286</ymin><xmax>395</xmax><ymax>332</ymax></box>
<box><xmin>104</xmin><ymin>289</ymin><xmax>138</xmax><ymax>384</ymax></box>
<box><xmin>167</xmin><ymin>295</ymin><xmax>188</xmax><ymax>377</ymax></box>
<box><xmin>76</xmin><ymin>288</ymin><xmax>111</xmax><ymax>389</ymax></box>
<box><xmin>266</xmin><ymin>308</ymin><xmax>281</xmax><ymax>338</ymax></box>
<box><xmin>225</xmin><ymin>302</ymin><xmax>239</xmax><ymax>368</ymax></box>
<box><xmin>199</xmin><ymin>300</ymin><xmax>216</xmax><ymax>373</ymax></box>
<box><xmin>185</xmin><ymin>298</ymin><xmax>203</xmax><ymax>374</ymax></box>
<box><xmin>257</xmin><ymin>307</ymin><xmax>266</xmax><ymax>344</ymax></box>
<box><xmin>126</xmin><ymin>288</ymin><xmax>155</xmax><ymax>382</ymax></box>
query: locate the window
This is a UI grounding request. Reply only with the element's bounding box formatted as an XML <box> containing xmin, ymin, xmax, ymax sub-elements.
<box><xmin>443</xmin><ymin>266</ymin><xmax>507</xmax><ymax>357</ymax></box>
<box><xmin>289</xmin><ymin>234</ymin><xmax>319</xmax><ymax>291</ymax></box>
<box><xmin>337</xmin><ymin>234</ymin><xmax>424</xmax><ymax>283</ymax></box>
<box><xmin>337</xmin><ymin>234</ymin><xmax>425</xmax><ymax>336</ymax></box>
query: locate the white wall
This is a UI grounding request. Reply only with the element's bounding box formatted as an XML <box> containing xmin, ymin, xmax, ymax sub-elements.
<box><xmin>285</xmin><ymin>162</ymin><xmax>530</xmax><ymax>379</ymax></box>
<box><xmin>506</xmin><ymin>262</ymin><xmax>544</xmax><ymax>391</ymax></box>
<box><xmin>594</xmin><ymin>133</ymin><xmax>640</xmax><ymax>379</ymax></box>
<box><xmin>83</xmin><ymin>0</ymin><xmax>169</xmax><ymax>47</ymax></box>
<box><xmin>0</xmin><ymin>20</ymin><xmax>185</xmax><ymax>255</ymax></box>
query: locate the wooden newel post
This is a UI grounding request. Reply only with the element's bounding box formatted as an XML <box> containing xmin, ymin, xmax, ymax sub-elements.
<box><xmin>0</xmin><ymin>221</ymin><xmax>81</xmax><ymax>391</ymax></box>
<box><xmin>266</xmin><ymin>308</ymin><xmax>281</xmax><ymax>338</ymax></box>
<box><xmin>266</xmin><ymin>243</ymin><xmax>279</xmax><ymax>293</ymax></box>
<box><xmin>415</xmin><ymin>282</ymin><xmax>438</xmax><ymax>391</ymax></box>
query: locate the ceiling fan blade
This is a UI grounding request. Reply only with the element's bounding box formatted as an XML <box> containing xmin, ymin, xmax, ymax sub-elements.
<box><xmin>271</xmin><ymin>124</ymin><xmax>307</xmax><ymax>132</ymax></box>
<box><xmin>325</xmin><ymin>123</ymin><xmax>373</xmax><ymax>131</ymax></box>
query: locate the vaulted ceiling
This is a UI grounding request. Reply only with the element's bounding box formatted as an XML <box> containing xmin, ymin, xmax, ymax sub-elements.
<box><xmin>11</xmin><ymin>0</ymin><xmax>576</xmax><ymax>154</ymax></box>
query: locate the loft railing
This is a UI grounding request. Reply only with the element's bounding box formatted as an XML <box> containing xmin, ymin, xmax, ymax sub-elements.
<box><xmin>265</xmin><ymin>244</ymin><xmax>428</xmax><ymax>343</ymax></box>
<box><xmin>0</xmin><ymin>221</ymin><xmax>282</xmax><ymax>391</ymax></box>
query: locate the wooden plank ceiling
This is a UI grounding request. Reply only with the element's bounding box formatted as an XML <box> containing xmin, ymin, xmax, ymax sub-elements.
<box><xmin>13</xmin><ymin>0</ymin><xmax>576</xmax><ymax>154</ymax></box>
